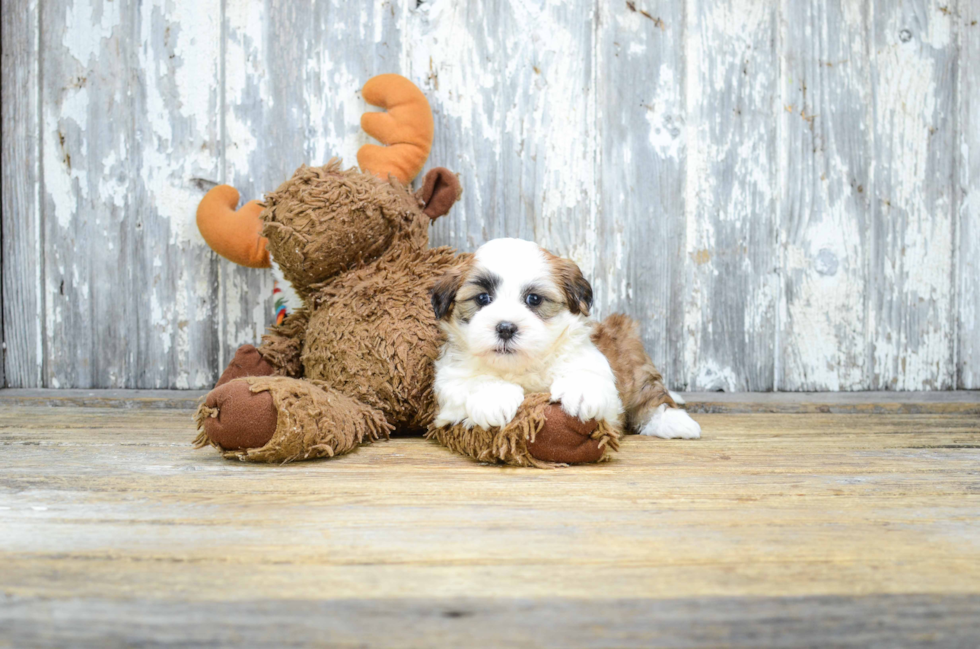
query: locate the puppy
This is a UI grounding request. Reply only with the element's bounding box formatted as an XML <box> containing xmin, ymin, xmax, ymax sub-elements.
<box><xmin>430</xmin><ymin>238</ymin><xmax>700</xmax><ymax>439</ymax></box>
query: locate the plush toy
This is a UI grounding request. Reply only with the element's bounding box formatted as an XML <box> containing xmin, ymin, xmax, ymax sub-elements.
<box><xmin>192</xmin><ymin>74</ymin><xmax>675</xmax><ymax>467</ymax></box>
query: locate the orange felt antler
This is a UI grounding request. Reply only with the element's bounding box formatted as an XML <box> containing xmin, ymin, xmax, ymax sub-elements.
<box><xmin>196</xmin><ymin>185</ymin><xmax>271</xmax><ymax>268</ymax></box>
<box><xmin>357</xmin><ymin>74</ymin><xmax>434</xmax><ymax>185</ymax></box>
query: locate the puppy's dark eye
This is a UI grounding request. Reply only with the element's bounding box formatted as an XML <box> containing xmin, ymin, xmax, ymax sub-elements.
<box><xmin>525</xmin><ymin>293</ymin><xmax>542</xmax><ymax>307</ymax></box>
<box><xmin>475</xmin><ymin>293</ymin><xmax>492</xmax><ymax>306</ymax></box>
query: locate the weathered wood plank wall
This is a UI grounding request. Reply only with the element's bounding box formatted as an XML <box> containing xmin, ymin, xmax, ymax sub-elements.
<box><xmin>958</xmin><ymin>0</ymin><xmax>980</xmax><ymax>388</ymax></box>
<box><xmin>780</xmin><ymin>0</ymin><xmax>871</xmax><ymax>391</ymax></box>
<box><xmin>1</xmin><ymin>0</ymin><xmax>41</xmax><ymax>389</ymax></box>
<box><xmin>1</xmin><ymin>0</ymin><xmax>977</xmax><ymax>390</ymax></box>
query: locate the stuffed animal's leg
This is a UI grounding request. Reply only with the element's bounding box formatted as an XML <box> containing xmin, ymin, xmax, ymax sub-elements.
<box><xmin>591</xmin><ymin>313</ymin><xmax>701</xmax><ymax>439</ymax></box>
<box><xmin>195</xmin><ymin>376</ymin><xmax>391</xmax><ymax>463</ymax></box>
<box><xmin>256</xmin><ymin>308</ymin><xmax>309</xmax><ymax>378</ymax></box>
<box><xmin>215</xmin><ymin>344</ymin><xmax>277</xmax><ymax>386</ymax></box>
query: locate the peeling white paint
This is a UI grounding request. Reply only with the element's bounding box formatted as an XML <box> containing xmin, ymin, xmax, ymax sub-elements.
<box><xmin>692</xmin><ymin>360</ymin><xmax>740</xmax><ymax>393</ymax></box>
<box><xmin>870</xmin><ymin>5</ymin><xmax>955</xmax><ymax>390</ymax></box>
<box><xmin>777</xmin><ymin>0</ymin><xmax>873</xmax><ymax>391</ymax></box>
<box><xmin>683</xmin><ymin>0</ymin><xmax>704</xmax><ymax>385</ymax></box>
<box><xmin>62</xmin><ymin>0</ymin><xmax>121</xmax><ymax>66</ymax></box>
<box><xmin>405</xmin><ymin>0</ymin><xmax>597</xmax><ymax>269</ymax></box>
<box><xmin>956</xmin><ymin>8</ymin><xmax>980</xmax><ymax>388</ymax></box>
<box><xmin>224</xmin><ymin>1</ymin><xmax>266</xmax><ymax>181</ymax></box>
<box><xmin>45</xmin><ymin>91</ymin><xmax>89</xmax><ymax>229</ymax></box>
<box><xmin>138</xmin><ymin>1</ymin><xmax>220</xmax><ymax>247</ymax></box>
<box><xmin>645</xmin><ymin>66</ymin><xmax>684</xmax><ymax>159</ymax></box>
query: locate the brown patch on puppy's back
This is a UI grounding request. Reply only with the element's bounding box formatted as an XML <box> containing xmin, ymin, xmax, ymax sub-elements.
<box><xmin>592</xmin><ymin>313</ymin><xmax>675</xmax><ymax>431</ymax></box>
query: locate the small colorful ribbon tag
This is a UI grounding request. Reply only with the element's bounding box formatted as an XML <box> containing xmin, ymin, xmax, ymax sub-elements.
<box><xmin>270</xmin><ymin>259</ymin><xmax>303</xmax><ymax>325</ymax></box>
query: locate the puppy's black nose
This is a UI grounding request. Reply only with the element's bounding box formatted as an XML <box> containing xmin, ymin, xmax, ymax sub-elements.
<box><xmin>496</xmin><ymin>322</ymin><xmax>518</xmax><ymax>340</ymax></box>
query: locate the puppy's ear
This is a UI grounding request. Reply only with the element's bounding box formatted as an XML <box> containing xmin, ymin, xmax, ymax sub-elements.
<box><xmin>554</xmin><ymin>257</ymin><xmax>593</xmax><ymax>316</ymax></box>
<box><xmin>430</xmin><ymin>269</ymin><xmax>464</xmax><ymax>320</ymax></box>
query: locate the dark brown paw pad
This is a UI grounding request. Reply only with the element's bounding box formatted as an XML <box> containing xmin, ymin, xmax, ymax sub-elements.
<box><xmin>202</xmin><ymin>380</ymin><xmax>277</xmax><ymax>450</ymax></box>
<box><xmin>527</xmin><ymin>404</ymin><xmax>604</xmax><ymax>464</ymax></box>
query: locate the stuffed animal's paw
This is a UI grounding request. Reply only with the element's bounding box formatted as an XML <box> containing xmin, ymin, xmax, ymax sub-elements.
<box><xmin>464</xmin><ymin>382</ymin><xmax>525</xmax><ymax>429</ymax></box>
<box><xmin>527</xmin><ymin>404</ymin><xmax>604</xmax><ymax>464</ymax></box>
<box><xmin>549</xmin><ymin>374</ymin><xmax>622</xmax><ymax>424</ymax></box>
<box><xmin>200</xmin><ymin>380</ymin><xmax>278</xmax><ymax>450</ymax></box>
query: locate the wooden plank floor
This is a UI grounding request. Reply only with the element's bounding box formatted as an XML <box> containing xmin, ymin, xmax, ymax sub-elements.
<box><xmin>1</xmin><ymin>393</ymin><xmax>979</xmax><ymax>647</ymax></box>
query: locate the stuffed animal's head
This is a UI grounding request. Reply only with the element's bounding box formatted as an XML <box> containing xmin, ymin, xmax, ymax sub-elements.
<box><xmin>260</xmin><ymin>160</ymin><xmax>460</xmax><ymax>293</ymax></box>
<box><xmin>196</xmin><ymin>74</ymin><xmax>461</xmax><ymax>298</ymax></box>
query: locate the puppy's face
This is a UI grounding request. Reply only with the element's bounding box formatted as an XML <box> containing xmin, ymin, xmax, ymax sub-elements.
<box><xmin>431</xmin><ymin>238</ymin><xmax>593</xmax><ymax>369</ymax></box>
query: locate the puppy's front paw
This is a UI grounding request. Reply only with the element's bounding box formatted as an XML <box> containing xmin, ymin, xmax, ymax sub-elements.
<box><xmin>550</xmin><ymin>374</ymin><xmax>622</xmax><ymax>424</ymax></box>
<box><xmin>465</xmin><ymin>382</ymin><xmax>525</xmax><ymax>429</ymax></box>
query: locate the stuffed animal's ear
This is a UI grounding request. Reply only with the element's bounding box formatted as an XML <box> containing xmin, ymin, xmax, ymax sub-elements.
<box><xmin>418</xmin><ymin>168</ymin><xmax>462</xmax><ymax>219</ymax></box>
<box><xmin>430</xmin><ymin>268</ymin><xmax>464</xmax><ymax>320</ymax></box>
<box><xmin>553</xmin><ymin>257</ymin><xmax>593</xmax><ymax>316</ymax></box>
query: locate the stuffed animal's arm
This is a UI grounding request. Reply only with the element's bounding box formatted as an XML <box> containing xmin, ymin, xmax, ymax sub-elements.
<box><xmin>427</xmin><ymin>393</ymin><xmax>618</xmax><ymax>468</ymax></box>
<box><xmin>257</xmin><ymin>308</ymin><xmax>309</xmax><ymax>377</ymax></box>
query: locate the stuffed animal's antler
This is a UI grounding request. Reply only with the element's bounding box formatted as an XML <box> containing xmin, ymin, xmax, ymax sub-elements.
<box><xmin>196</xmin><ymin>185</ymin><xmax>271</xmax><ymax>268</ymax></box>
<box><xmin>357</xmin><ymin>74</ymin><xmax>434</xmax><ymax>185</ymax></box>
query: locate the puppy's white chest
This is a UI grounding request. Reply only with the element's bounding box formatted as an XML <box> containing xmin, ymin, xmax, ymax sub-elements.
<box><xmin>509</xmin><ymin>367</ymin><xmax>554</xmax><ymax>393</ymax></box>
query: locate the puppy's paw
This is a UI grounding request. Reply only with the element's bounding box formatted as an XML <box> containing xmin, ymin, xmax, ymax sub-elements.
<box><xmin>465</xmin><ymin>382</ymin><xmax>525</xmax><ymax>429</ymax></box>
<box><xmin>433</xmin><ymin>402</ymin><xmax>468</xmax><ymax>428</ymax></box>
<box><xmin>640</xmin><ymin>404</ymin><xmax>701</xmax><ymax>439</ymax></box>
<box><xmin>549</xmin><ymin>374</ymin><xmax>622</xmax><ymax>424</ymax></box>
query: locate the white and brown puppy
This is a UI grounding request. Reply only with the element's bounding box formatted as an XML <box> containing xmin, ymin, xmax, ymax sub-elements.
<box><xmin>430</xmin><ymin>238</ymin><xmax>701</xmax><ymax>439</ymax></box>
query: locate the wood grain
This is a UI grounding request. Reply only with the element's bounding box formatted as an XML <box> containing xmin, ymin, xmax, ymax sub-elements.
<box><xmin>3</xmin><ymin>387</ymin><xmax>976</xmax><ymax>414</ymax></box>
<box><xmin>1</xmin><ymin>0</ymin><xmax>41</xmax><ymax>388</ymax></box>
<box><xmin>0</xmin><ymin>388</ymin><xmax>207</xmax><ymax>409</ymax></box>
<box><xmin>957</xmin><ymin>2</ymin><xmax>979</xmax><ymax>389</ymax></box>
<box><xmin>683</xmin><ymin>0</ymin><xmax>779</xmax><ymax>391</ymax></box>
<box><xmin>682</xmin><ymin>388</ymin><xmax>980</xmax><ymax>414</ymax></box>
<box><xmin>869</xmin><ymin>0</ymin><xmax>957</xmax><ymax>390</ymax></box>
<box><xmin>3</xmin><ymin>593</ymin><xmax>979</xmax><ymax>648</ymax></box>
<box><xmin>1</xmin><ymin>402</ymin><xmax>979</xmax><ymax>645</ymax></box>
<box><xmin>779</xmin><ymin>0</ymin><xmax>872</xmax><ymax>390</ymax></box>
<box><xmin>595</xmin><ymin>0</ymin><xmax>687</xmax><ymax>384</ymax></box>
<box><xmin>38</xmin><ymin>0</ymin><xmax>221</xmax><ymax>389</ymax></box>
<box><xmin>414</xmin><ymin>0</ymin><xmax>597</xmax><ymax>265</ymax></box>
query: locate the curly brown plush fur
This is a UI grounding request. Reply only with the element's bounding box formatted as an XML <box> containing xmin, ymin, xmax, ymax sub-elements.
<box><xmin>262</xmin><ymin>163</ymin><xmax>415</xmax><ymax>295</ymax></box>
